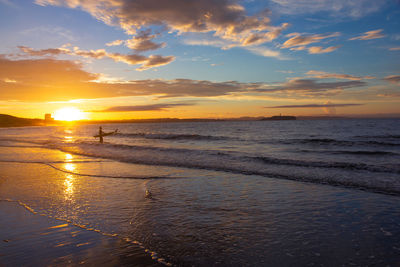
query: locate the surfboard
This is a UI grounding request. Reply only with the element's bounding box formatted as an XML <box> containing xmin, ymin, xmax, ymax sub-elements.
<box><xmin>93</xmin><ymin>129</ymin><xmax>118</xmax><ymax>138</ymax></box>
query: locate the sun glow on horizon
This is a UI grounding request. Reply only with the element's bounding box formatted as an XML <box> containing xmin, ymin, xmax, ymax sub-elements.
<box><xmin>53</xmin><ymin>107</ymin><xmax>86</xmax><ymax>121</ymax></box>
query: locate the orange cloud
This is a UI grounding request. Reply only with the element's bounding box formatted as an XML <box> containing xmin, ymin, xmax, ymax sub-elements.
<box><xmin>307</xmin><ymin>46</ymin><xmax>340</xmax><ymax>54</ymax></box>
<box><xmin>255</xmin><ymin>79</ymin><xmax>367</xmax><ymax>96</ymax></box>
<box><xmin>306</xmin><ymin>70</ymin><xmax>375</xmax><ymax>80</ymax></box>
<box><xmin>282</xmin><ymin>32</ymin><xmax>340</xmax><ymax>48</ymax></box>
<box><xmin>266</xmin><ymin>103</ymin><xmax>363</xmax><ymax>108</ymax></box>
<box><xmin>0</xmin><ymin>56</ymin><xmax>372</xmax><ymax>102</ymax></box>
<box><xmin>105</xmin><ymin>40</ymin><xmax>124</xmax><ymax>46</ymax></box>
<box><xmin>0</xmin><ymin>55</ymin><xmax>99</xmax><ymax>101</ymax></box>
<box><xmin>349</xmin><ymin>29</ymin><xmax>385</xmax><ymax>40</ymax></box>
<box><xmin>92</xmin><ymin>103</ymin><xmax>194</xmax><ymax>112</ymax></box>
<box><xmin>17</xmin><ymin>45</ymin><xmax>174</xmax><ymax>71</ymax></box>
<box><xmin>383</xmin><ymin>75</ymin><xmax>400</xmax><ymax>84</ymax></box>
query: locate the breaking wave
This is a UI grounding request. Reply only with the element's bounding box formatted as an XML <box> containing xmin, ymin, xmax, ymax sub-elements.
<box><xmin>114</xmin><ymin>132</ymin><xmax>233</xmax><ymax>141</ymax></box>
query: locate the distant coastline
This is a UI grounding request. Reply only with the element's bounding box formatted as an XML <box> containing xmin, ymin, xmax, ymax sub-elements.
<box><xmin>0</xmin><ymin>114</ymin><xmax>44</xmax><ymax>127</ymax></box>
<box><xmin>1</xmin><ymin>113</ymin><xmax>400</xmax><ymax>127</ymax></box>
<box><xmin>261</xmin><ymin>115</ymin><xmax>296</xmax><ymax>121</ymax></box>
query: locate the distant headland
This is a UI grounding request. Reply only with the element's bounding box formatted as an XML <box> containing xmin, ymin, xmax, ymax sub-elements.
<box><xmin>0</xmin><ymin>114</ymin><xmax>44</xmax><ymax>127</ymax></box>
<box><xmin>261</xmin><ymin>115</ymin><xmax>296</xmax><ymax>120</ymax></box>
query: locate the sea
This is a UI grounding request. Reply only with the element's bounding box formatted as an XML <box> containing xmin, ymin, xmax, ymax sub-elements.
<box><xmin>0</xmin><ymin>118</ymin><xmax>400</xmax><ymax>266</ymax></box>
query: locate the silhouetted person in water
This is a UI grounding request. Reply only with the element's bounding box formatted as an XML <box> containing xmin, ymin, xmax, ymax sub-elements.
<box><xmin>95</xmin><ymin>127</ymin><xmax>118</xmax><ymax>143</ymax></box>
<box><xmin>99</xmin><ymin>126</ymin><xmax>104</xmax><ymax>143</ymax></box>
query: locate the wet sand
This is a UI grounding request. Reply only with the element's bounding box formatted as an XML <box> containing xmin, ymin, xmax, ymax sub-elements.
<box><xmin>0</xmin><ymin>200</ymin><xmax>162</xmax><ymax>266</ymax></box>
<box><xmin>0</xmin><ymin>146</ymin><xmax>166</xmax><ymax>266</ymax></box>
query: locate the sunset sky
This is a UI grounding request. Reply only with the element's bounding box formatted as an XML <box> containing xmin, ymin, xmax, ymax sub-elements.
<box><xmin>0</xmin><ymin>0</ymin><xmax>399</xmax><ymax>120</ymax></box>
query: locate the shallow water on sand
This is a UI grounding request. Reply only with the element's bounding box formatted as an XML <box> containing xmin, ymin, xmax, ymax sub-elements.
<box><xmin>1</xmin><ymin>119</ymin><xmax>400</xmax><ymax>265</ymax></box>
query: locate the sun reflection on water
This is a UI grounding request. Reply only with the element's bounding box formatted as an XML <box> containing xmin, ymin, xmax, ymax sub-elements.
<box><xmin>64</xmin><ymin>136</ymin><xmax>74</xmax><ymax>143</ymax></box>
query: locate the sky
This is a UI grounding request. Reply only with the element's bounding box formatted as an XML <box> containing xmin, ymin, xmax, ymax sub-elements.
<box><xmin>0</xmin><ymin>0</ymin><xmax>399</xmax><ymax>120</ymax></box>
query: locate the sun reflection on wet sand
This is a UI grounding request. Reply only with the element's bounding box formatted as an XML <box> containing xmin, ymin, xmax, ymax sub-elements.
<box><xmin>63</xmin><ymin>162</ymin><xmax>76</xmax><ymax>201</ymax></box>
<box><xmin>64</xmin><ymin>174</ymin><xmax>75</xmax><ymax>201</ymax></box>
<box><xmin>64</xmin><ymin>163</ymin><xmax>76</xmax><ymax>172</ymax></box>
<box><xmin>65</xmin><ymin>153</ymin><xmax>73</xmax><ymax>162</ymax></box>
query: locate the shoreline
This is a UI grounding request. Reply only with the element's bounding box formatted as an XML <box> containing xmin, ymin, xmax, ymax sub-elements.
<box><xmin>0</xmin><ymin>199</ymin><xmax>165</xmax><ymax>266</ymax></box>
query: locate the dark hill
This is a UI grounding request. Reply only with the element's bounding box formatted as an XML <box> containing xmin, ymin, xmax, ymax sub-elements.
<box><xmin>0</xmin><ymin>114</ymin><xmax>43</xmax><ymax>127</ymax></box>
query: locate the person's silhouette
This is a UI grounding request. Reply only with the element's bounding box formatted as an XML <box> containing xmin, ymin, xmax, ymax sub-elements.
<box><xmin>95</xmin><ymin>127</ymin><xmax>117</xmax><ymax>143</ymax></box>
<box><xmin>99</xmin><ymin>126</ymin><xmax>104</xmax><ymax>143</ymax></box>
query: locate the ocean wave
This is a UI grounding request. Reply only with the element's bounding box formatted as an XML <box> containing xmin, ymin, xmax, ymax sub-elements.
<box><xmin>2</xmin><ymin>137</ymin><xmax>400</xmax><ymax>175</ymax></box>
<box><xmin>53</xmin><ymin>142</ymin><xmax>400</xmax><ymax>175</ymax></box>
<box><xmin>114</xmin><ymin>132</ymin><xmax>233</xmax><ymax>141</ymax></box>
<box><xmin>281</xmin><ymin>138</ymin><xmax>400</xmax><ymax>147</ymax></box>
<box><xmin>2</xmin><ymin>135</ymin><xmax>400</xmax><ymax>195</ymax></box>
<box><xmin>299</xmin><ymin>149</ymin><xmax>399</xmax><ymax>156</ymax></box>
<box><xmin>43</xmin><ymin>142</ymin><xmax>400</xmax><ymax>195</ymax></box>
<box><xmin>253</xmin><ymin>156</ymin><xmax>400</xmax><ymax>174</ymax></box>
<box><xmin>355</xmin><ymin>135</ymin><xmax>400</xmax><ymax>139</ymax></box>
<box><xmin>333</xmin><ymin>150</ymin><xmax>399</xmax><ymax>156</ymax></box>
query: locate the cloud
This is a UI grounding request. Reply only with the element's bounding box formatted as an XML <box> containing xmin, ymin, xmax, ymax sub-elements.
<box><xmin>245</xmin><ymin>46</ymin><xmax>287</xmax><ymax>59</ymax></box>
<box><xmin>3</xmin><ymin>78</ymin><xmax>17</xmax><ymax>83</ymax></box>
<box><xmin>255</xmin><ymin>78</ymin><xmax>367</xmax><ymax>95</ymax></box>
<box><xmin>276</xmin><ymin>70</ymin><xmax>294</xmax><ymax>74</ymax></box>
<box><xmin>35</xmin><ymin>0</ymin><xmax>289</xmax><ymax>50</ymax></box>
<box><xmin>0</xmin><ymin>0</ymin><xmax>18</xmax><ymax>8</ymax></box>
<box><xmin>265</xmin><ymin>103</ymin><xmax>364</xmax><ymax>108</ymax></box>
<box><xmin>268</xmin><ymin>0</ymin><xmax>387</xmax><ymax>18</ymax></box>
<box><xmin>17</xmin><ymin>45</ymin><xmax>69</xmax><ymax>56</ymax></box>
<box><xmin>93</xmin><ymin>103</ymin><xmax>193</xmax><ymax>112</ymax></box>
<box><xmin>389</xmin><ymin>47</ymin><xmax>400</xmax><ymax>51</ymax></box>
<box><xmin>289</xmin><ymin>46</ymin><xmax>306</xmax><ymax>51</ymax></box>
<box><xmin>184</xmin><ymin>35</ymin><xmax>286</xmax><ymax>59</ymax></box>
<box><xmin>17</xmin><ymin>45</ymin><xmax>174</xmax><ymax>71</ymax></box>
<box><xmin>282</xmin><ymin>32</ymin><xmax>340</xmax><ymax>48</ymax></box>
<box><xmin>125</xmin><ymin>29</ymin><xmax>166</xmax><ymax>51</ymax></box>
<box><xmin>0</xmin><ymin>56</ymin><xmax>99</xmax><ymax>101</ymax></box>
<box><xmin>106</xmin><ymin>40</ymin><xmax>124</xmax><ymax>46</ymax></box>
<box><xmin>0</xmin><ymin>56</ymin><xmax>371</xmax><ymax>102</ymax></box>
<box><xmin>377</xmin><ymin>93</ymin><xmax>400</xmax><ymax>98</ymax></box>
<box><xmin>383</xmin><ymin>75</ymin><xmax>400</xmax><ymax>84</ymax></box>
<box><xmin>183</xmin><ymin>37</ymin><xmax>234</xmax><ymax>50</ymax></box>
<box><xmin>349</xmin><ymin>29</ymin><xmax>385</xmax><ymax>40</ymax></box>
<box><xmin>306</xmin><ymin>70</ymin><xmax>375</xmax><ymax>80</ymax></box>
<box><xmin>21</xmin><ymin>26</ymin><xmax>76</xmax><ymax>41</ymax></box>
<box><xmin>136</xmin><ymin>55</ymin><xmax>175</xmax><ymax>71</ymax></box>
<box><xmin>307</xmin><ymin>46</ymin><xmax>339</xmax><ymax>54</ymax></box>
<box><xmin>0</xmin><ymin>56</ymin><xmax>245</xmax><ymax>101</ymax></box>
<box><xmin>281</xmin><ymin>32</ymin><xmax>340</xmax><ymax>54</ymax></box>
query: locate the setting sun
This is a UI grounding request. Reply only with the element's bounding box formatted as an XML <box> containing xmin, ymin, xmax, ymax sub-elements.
<box><xmin>53</xmin><ymin>107</ymin><xmax>86</xmax><ymax>121</ymax></box>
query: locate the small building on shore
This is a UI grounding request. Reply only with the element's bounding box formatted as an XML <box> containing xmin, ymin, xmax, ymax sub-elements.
<box><xmin>44</xmin><ymin>113</ymin><xmax>54</xmax><ymax>123</ymax></box>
